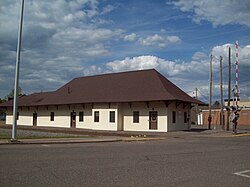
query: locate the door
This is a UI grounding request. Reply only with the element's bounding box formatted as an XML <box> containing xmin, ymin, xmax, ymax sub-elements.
<box><xmin>149</xmin><ymin>111</ymin><xmax>158</xmax><ymax>130</ymax></box>
<box><xmin>33</xmin><ymin>112</ymin><xmax>37</xmax><ymax>126</ymax></box>
<box><xmin>70</xmin><ymin>112</ymin><xmax>76</xmax><ymax>128</ymax></box>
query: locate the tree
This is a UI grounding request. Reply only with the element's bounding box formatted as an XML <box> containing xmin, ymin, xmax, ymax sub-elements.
<box><xmin>4</xmin><ymin>87</ymin><xmax>23</xmax><ymax>101</ymax></box>
<box><xmin>213</xmin><ymin>100</ymin><xmax>220</xmax><ymax>106</ymax></box>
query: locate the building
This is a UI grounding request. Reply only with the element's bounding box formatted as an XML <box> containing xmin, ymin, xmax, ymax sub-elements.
<box><xmin>0</xmin><ymin>69</ymin><xmax>203</xmax><ymax>132</ymax></box>
<box><xmin>200</xmin><ymin>98</ymin><xmax>250</xmax><ymax>129</ymax></box>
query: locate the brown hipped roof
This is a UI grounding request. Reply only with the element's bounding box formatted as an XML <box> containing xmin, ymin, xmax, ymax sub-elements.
<box><xmin>0</xmin><ymin>69</ymin><xmax>204</xmax><ymax>107</ymax></box>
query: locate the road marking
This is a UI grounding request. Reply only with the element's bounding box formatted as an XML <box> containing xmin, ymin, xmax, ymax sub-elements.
<box><xmin>41</xmin><ymin>144</ymin><xmax>49</xmax><ymax>147</ymax></box>
<box><xmin>234</xmin><ymin>170</ymin><xmax>250</xmax><ymax>179</ymax></box>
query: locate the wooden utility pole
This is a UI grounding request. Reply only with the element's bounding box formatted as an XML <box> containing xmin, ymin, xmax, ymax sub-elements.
<box><xmin>208</xmin><ymin>54</ymin><xmax>212</xmax><ymax>130</ymax></box>
<box><xmin>195</xmin><ymin>88</ymin><xmax>198</xmax><ymax>125</ymax></box>
<box><xmin>227</xmin><ymin>47</ymin><xmax>231</xmax><ymax>131</ymax></box>
<box><xmin>220</xmin><ymin>56</ymin><xmax>224</xmax><ymax>129</ymax></box>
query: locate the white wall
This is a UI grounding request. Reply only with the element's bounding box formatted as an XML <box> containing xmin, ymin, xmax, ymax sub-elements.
<box><xmin>5</xmin><ymin>101</ymin><xmax>191</xmax><ymax>132</ymax></box>
<box><xmin>167</xmin><ymin>102</ymin><xmax>190</xmax><ymax>131</ymax></box>
<box><xmin>122</xmin><ymin>102</ymin><xmax>168</xmax><ymax>132</ymax></box>
<box><xmin>5</xmin><ymin>103</ymin><xmax>119</xmax><ymax>131</ymax></box>
<box><xmin>91</xmin><ymin>103</ymin><xmax>118</xmax><ymax>131</ymax></box>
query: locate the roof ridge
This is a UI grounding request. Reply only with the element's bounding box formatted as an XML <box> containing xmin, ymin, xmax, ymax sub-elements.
<box><xmin>153</xmin><ymin>70</ymin><xmax>176</xmax><ymax>99</ymax></box>
<box><xmin>75</xmin><ymin>68</ymin><xmax>155</xmax><ymax>80</ymax></box>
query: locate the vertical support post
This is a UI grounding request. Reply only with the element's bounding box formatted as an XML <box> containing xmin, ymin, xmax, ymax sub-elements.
<box><xmin>234</xmin><ymin>40</ymin><xmax>239</xmax><ymax>134</ymax></box>
<box><xmin>208</xmin><ymin>54</ymin><xmax>212</xmax><ymax>130</ymax></box>
<box><xmin>12</xmin><ymin>0</ymin><xmax>25</xmax><ymax>141</ymax></box>
<box><xmin>220</xmin><ymin>56</ymin><xmax>224</xmax><ymax>129</ymax></box>
<box><xmin>195</xmin><ymin>87</ymin><xmax>198</xmax><ymax>125</ymax></box>
<box><xmin>235</xmin><ymin>40</ymin><xmax>239</xmax><ymax>106</ymax></box>
<box><xmin>226</xmin><ymin>47</ymin><xmax>231</xmax><ymax>131</ymax></box>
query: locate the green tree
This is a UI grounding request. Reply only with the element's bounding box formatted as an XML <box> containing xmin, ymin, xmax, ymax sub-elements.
<box><xmin>213</xmin><ymin>100</ymin><xmax>220</xmax><ymax>106</ymax></box>
<box><xmin>4</xmin><ymin>87</ymin><xmax>23</xmax><ymax>100</ymax></box>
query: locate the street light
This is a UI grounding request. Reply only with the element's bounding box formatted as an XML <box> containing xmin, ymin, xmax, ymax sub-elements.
<box><xmin>11</xmin><ymin>0</ymin><xmax>25</xmax><ymax>141</ymax></box>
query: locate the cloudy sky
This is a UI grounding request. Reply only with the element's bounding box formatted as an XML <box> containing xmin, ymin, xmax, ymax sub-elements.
<box><xmin>0</xmin><ymin>0</ymin><xmax>250</xmax><ymax>103</ymax></box>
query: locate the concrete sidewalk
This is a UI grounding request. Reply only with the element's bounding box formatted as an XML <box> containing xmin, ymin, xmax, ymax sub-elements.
<box><xmin>0</xmin><ymin>136</ymin><xmax>166</xmax><ymax>145</ymax></box>
<box><xmin>0</xmin><ymin>136</ymin><xmax>122</xmax><ymax>145</ymax></box>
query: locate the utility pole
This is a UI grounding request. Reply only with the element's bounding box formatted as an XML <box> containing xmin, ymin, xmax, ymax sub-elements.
<box><xmin>227</xmin><ymin>47</ymin><xmax>231</xmax><ymax>131</ymax></box>
<box><xmin>208</xmin><ymin>54</ymin><xmax>212</xmax><ymax>130</ymax></box>
<box><xmin>220</xmin><ymin>56</ymin><xmax>224</xmax><ymax>129</ymax></box>
<box><xmin>195</xmin><ymin>88</ymin><xmax>198</xmax><ymax>125</ymax></box>
<box><xmin>12</xmin><ymin>0</ymin><xmax>25</xmax><ymax>141</ymax></box>
<box><xmin>234</xmin><ymin>40</ymin><xmax>239</xmax><ymax>134</ymax></box>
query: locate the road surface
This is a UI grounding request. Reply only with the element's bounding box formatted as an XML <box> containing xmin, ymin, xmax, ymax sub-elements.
<box><xmin>0</xmin><ymin>135</ymin><xmax>249</xmax><ymax>186</ymax></box>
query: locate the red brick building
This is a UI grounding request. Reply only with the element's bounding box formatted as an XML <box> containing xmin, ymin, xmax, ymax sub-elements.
<box><xmin>201</xmin><ymin>108</ymin><xmax>250</xmax><ymax>129</ymax></box>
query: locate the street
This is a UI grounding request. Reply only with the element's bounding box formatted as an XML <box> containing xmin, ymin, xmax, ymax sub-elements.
<box><xmin>0</xmin><ymin>135</ymin><xmax>250</xmax><ymax>187</ymax></box>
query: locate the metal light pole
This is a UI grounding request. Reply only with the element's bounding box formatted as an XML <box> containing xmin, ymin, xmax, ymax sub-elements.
<box><xmin>12</xmin><ymin>0</ymin><xmax>25</xmax><ymax>141</ymax></box>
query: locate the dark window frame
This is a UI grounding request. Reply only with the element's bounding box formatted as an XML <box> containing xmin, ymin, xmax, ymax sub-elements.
<box><xmin>94</xmin><ymin>111</ymin><xmax>99</xmax><ymax>122</ymax></box>
<box><xmin>79</xmin><ymin>111</ymin><xmax>84</xmax><ymax>122</ymax></box>
<box><xmin>50</xmin><ymin>112</ymin><xmax>54</xmax><ymax>121</ymax></box>
<box><xmin>109</xmin><ymin>111</ymin><xmax>115</xmax><ymax>123</ymax></box>
<box><xmin>184</xmin><ymin>112</ymin><xmax>188</xmax><ymax>123</ymax></box>
<box><xmin>172</xmin><ymin>111</ymin><xmax>176</xmax><ymax>124</ymax></box>
<box><xmin>133</xmin><ymin>111</ymin><xmax>139</xmax><ymax>123</ymax></box>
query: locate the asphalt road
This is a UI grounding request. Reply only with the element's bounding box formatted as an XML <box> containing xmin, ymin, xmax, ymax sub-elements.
<box><xmin>0</xmin><ymin>136</ymin><xmax>250</xmax><ymax>187</ymax></box>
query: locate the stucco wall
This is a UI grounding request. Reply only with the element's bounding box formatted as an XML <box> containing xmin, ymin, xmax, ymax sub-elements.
<box><xmin>91</xmin><ymin>103</ymin><xmax>118</xmax><ymax>131</ymax></box>
<box><xmin>167</xmin><ymin>102</ymin><xmax>190</xmax><ymax>131</ymax></box>
<box><xmin>5</xmin><ymin>101</ymin><xmax>191</xmax><ymax>132</ymax></box>
<box><xmin>5</xmin><ymin>103</ymin><xmax>119</xmax><ymax>131</ymax></box>
<box><xmin>122</xmin><ymin>102</ymin><xmax>168</xmax><ymax>132</ymax></box>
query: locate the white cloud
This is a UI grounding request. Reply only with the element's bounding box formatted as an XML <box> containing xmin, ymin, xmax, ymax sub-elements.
<box><xmin>192</xmin><ymin>52</ymin><xmax>207</xmax><ymax>60</ymax></box>
<box><xmin>138</xmin><ymin>34</ymin><xmax>181</xmax><ymax>48</ymax></box>
<box><xmin>0</xmin><ymin>0</ymin><xmax>123</xmax><ymax>97</ymax></box>
<box><xmin>171</xmin><ymin>0</ymin><xmax>250</xmax><ymax>27</ymax></box>
<box><xmin>101</xmin><ymin>4</ymin><xmax>116</xmax><ymax>15</ymax></box>
<box><xmin>105</xmin><ymin>43</ymin><xmax>250</xmax><ymax>100</ymax></box>
<box><xmin>211</xmin><ymin>43</ymin><xmax>250</xmax><ymax>66</ymax></box>
<box><xmin>211</xmin><ymin>43</ymin><xmax>250</xmax><ymax>99</ymax></box>
<box><xmin>83</xmin><ymin>65</ymin><xmax>103</xmax><ymax>76</ymax></box>
<box><xmin>166</xmin><ymin>36</ymin><xmax>181</xmax><ymax>43</ymax></box>
<box><xmin>106</xmin><ymin>56</ymin><xmax>159</xmax><ymax>72</ymax></box>
<box><xmin>106</xmin><ymin>55</ymin><xmax>206</xmax><ymax>77</ymax></box>
<box><xmin>124</xmin><ymin>33</ymin><xmax>137</xmax><ymax>42</ymax></box>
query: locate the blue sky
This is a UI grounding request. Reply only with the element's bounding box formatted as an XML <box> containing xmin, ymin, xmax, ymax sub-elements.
<box><xmin>0</xmin><ymin>0</ymin><xmax>250</xmax><ymax>104</ymax></box>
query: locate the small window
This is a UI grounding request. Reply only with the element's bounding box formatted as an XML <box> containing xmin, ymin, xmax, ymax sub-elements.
<box><xmin>50</xmin><ymin>112</ymin><xmax>54</xmax><ymax>121</ymax></box>
<box><xmin>79</xmin><ymin>111</ymin><xmax>84</xmax><ymax>122</ymax></box>
<box><xmin>110</xmin><ymin>111</ymin><xmax>115</xmax><ymax>123</ymax></box>
<box><xmin>17</xmin><ymin>112</ymin><xmax>19</xmax><ymax>120</ymax></box>
<box><xmin>172</xmin><ymin>111</ymin><xmax>176</xmax><ymax>124</ymax></box>
<box><xmin>94</xmin><ymin>111</ymin><xmax>99</xmax><ymax>122</ymax></box>
<box><xmin>184</xmin><ymin>112</ymin><xmax>187</xmax><ymax>123</ymax></box>
<box><xmin>133</xmin><ymin>111</ymin><xmax>139</xmax><ymax>123</ymax></box>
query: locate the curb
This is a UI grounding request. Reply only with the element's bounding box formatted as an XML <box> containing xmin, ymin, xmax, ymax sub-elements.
<box><xmin>0</xmin><ymin>137</ymin><xmax>165</xmax><ymax>145</ymax></box>
<box><xmin>124</xmin><ymin>137</ymin><xmax>165</xmax><ymax>142</ymax></box>
<box><xmin>0</xmin><ymin>139</ymin><xmax>123</xmax><ymax>145</ymax></box>
<box><xmin>194</xmin><ymin>133</ymin><xmax>250</xmax><ymax>138</ymax></box>
<box><xmin>218</xmin><ymin>133</ymin><xmax>250</xmax><ymax>138</ymax></box>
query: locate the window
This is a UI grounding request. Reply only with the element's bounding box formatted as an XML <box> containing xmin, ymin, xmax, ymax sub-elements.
<box><xmin>94</xmin><ymin>111</ymin><xmax>99</xmax><ymax>122</ymax></box>
<box><xmin>172</xmin><ymin>111</ymin><xmax>176</xmax><ymax>124</ymax></box>
<box><xmin>184</xmin><ymin>112</ymin><xmax>187</xmax><ymax>123</ymax></box>
<box><xmin>133</xmin><ymin>111</ymin><xmax>139</xmax><ymax>123</ymax></box>
<box><xmin>109</xmin><ymin>111</ymin><xmax>115</xmax><ymax>123</ymax></box>
<box><xmin>79</xmin><ymin>111</ymin><xmax>84</xmax><ymax>122</ymax></box>
<box><xmin>50</xmin><ymin>112</ymin><xmax>54</xmax><ymax>121</ymax></box>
